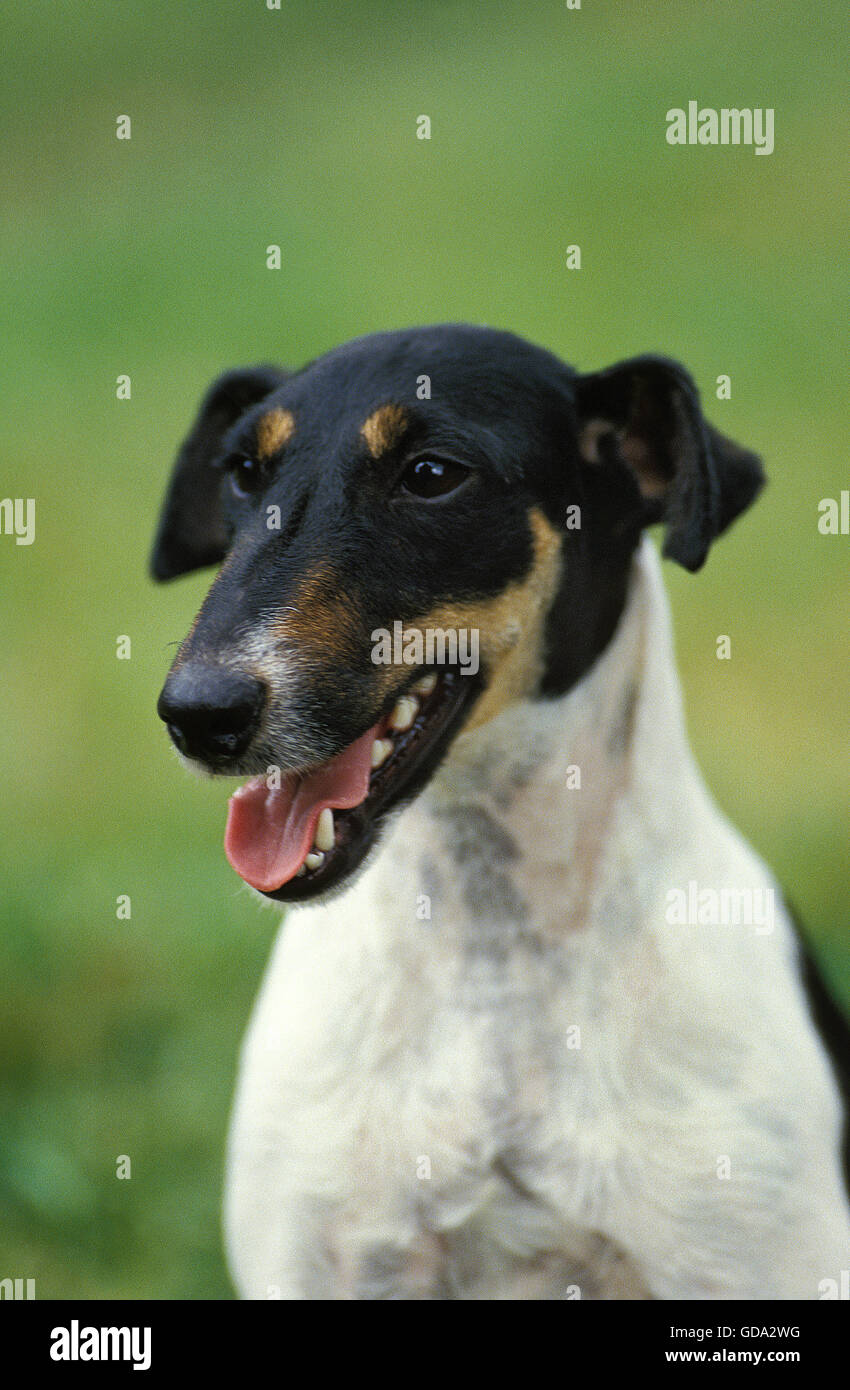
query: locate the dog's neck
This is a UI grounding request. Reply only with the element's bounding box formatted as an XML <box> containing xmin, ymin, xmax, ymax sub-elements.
<box><xmin>371</xmin><ymin>538</ymin><xmax>710</xmax><ymax>939</ymax></box>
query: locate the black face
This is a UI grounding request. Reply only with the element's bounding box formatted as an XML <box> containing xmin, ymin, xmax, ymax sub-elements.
<box><xmin>152</xmin><ymin>324</ymin><xmax>764</xmax><ymax>903</ymax></box>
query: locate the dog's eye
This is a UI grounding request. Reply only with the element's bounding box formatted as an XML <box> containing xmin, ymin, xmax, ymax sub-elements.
<box><xmin>229</xmin><ymin>458</ymin><xmax>264</xmax><ymax>498</ymax></box>
<box><xmin>400</xmin><ymin>457</ymin><xmax>470</xmax><ymax>499</ymax></box>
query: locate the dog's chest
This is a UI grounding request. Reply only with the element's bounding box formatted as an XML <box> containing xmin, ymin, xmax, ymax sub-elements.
<box><xmin>324</xmin><ymin>920</ymin><xmax>651</xmax><ymax>1299</ymax></box>
<box><xmin>230</xmin><ymin>808</ymin><xmax>660</xmax><ymax>1299</ymax></box>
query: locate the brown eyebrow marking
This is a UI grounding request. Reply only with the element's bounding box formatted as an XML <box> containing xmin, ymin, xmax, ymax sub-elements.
<box><xmin>256</xmin><ymin>408</ymin><xmax>295</xmax><ymax>460</ymax></box>
<box><xmin>360</xmin><ymin>403</ymin><xmax>409</xmax><ymax>459</ymax></box>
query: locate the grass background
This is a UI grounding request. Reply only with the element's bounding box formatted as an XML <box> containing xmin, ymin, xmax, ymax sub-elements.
<box><xmin>0</xmin><ymin>0</ymin><xmax>847</xmax><ymax>1298</ymax></box>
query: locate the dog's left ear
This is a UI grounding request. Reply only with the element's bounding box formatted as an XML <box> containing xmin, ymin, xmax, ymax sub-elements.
<box><xmin>575</xmin><ymin>355</ymin><xmax>765</xmax><ymax>571</ymax></box>
<box><xmin>150</xmin><ymin>365</ymin><xmax>287</xmax><ymax>581</ymax></box>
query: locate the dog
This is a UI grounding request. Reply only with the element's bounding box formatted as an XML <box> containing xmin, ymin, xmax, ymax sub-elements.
<box><xmin>151</xmin><ymin>324</ymin><xmax>850</xmax><ymax>1298</ymax></box>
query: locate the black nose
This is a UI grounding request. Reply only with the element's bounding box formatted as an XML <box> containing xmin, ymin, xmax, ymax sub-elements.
<box><xmin>157</xmin><ymin>665</ymin><xmax>266</xmax><ymax>764</ymax></box>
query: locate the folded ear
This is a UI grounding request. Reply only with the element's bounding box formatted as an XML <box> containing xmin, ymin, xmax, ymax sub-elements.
<box><xmin>150</xmin><ymin>365</ymin><xmax>287</xmax><ymax>580</ymax></box>
<box><xmin>575</xmin><ymin>355</ymin><xmax>765</xmax><ymax>571</ymax></box>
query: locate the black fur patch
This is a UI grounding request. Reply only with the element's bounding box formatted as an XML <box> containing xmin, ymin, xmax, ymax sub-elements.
<box><xmin>786</xmin><ymin>898</ymin><xmax>850</xmax><ymax>1193</ymax></box>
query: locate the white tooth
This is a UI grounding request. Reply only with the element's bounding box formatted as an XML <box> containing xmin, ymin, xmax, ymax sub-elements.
<box><xmin>412</xmin><ymin>671</ymin><xmax>437</xmax><ymax>696</ymax></box>
<box><xmin>305</xmin><ymin>851</ymin><xmax>325</xmax><ymax>871</ymax></box>
<box><xmin>295</xmin><ymin>865</ymin><xmax>306</xmax><ymax>877</ymax></box>
<box><xmin>389</xmin><ymin>695</ymin><xmax>418</xmax><ymax>732</ymax></box>
<box><xmin>371</xmin><ymin>738</ymin><xmax>393</xmax><ymax>768</ymax></box>
<box><xmin>314</xmin><ymin>808</ymin><xmax>334</xmax><ymax>851</ymax></box>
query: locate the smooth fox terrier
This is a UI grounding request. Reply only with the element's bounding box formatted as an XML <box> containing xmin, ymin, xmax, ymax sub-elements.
<box><xmin>151</xmin><ymin>325</ymin><xmax>850</xmax><ymax>1299</ymax></box>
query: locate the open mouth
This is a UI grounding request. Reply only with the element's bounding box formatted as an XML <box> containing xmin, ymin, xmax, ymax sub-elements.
<box><xmin>223</xmin><ymin>668</ymin><xmax>480</xmax><ymax>903</ymax></box>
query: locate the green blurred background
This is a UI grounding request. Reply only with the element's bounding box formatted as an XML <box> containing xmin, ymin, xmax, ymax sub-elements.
<box><xmin>1</xmin><ymin>0</ymin><xmax>847</xmax><ymax>1298</ymax></box>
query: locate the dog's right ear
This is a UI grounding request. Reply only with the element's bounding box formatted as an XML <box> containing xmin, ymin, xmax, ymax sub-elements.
<box><xmin>575</xmin><ymin>355</ymin><xmax>764</xmax><ymax>572</ymax></box>
<box><xmin>150</xmin><ymin>365</ymin><xmax>287</xmax><ymax>581</ymax></box>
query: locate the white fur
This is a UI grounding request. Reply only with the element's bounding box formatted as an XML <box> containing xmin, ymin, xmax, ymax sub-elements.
<box><xmin>224</xmin><ymin>540</ymin><xmax>850</xmax><ymax>1299</ymax></box>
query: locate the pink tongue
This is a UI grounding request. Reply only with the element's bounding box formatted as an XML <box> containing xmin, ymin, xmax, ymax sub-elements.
<box><xmin>224</xmin><ymin>725</ymin><xmax>378</xmax><ymax>891</ymax></box>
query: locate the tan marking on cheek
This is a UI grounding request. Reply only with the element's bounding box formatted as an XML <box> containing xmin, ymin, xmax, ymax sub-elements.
<box><xmin>269</xmin><ymin>561</ymin><xmax>362</xmax><ymax>658</ymax></box>
<box><xmin>406</xmin><ymin>507</ymin><xmax>563</xmax><ymax>732</ymax></box>
<box><xmin>360</xmin><ymin>403</ymin><xmax>408</xmax><ymax>459</ymax></box>
<box><xmin>256</xmin><ymin>407</ymin><xmax>295</xmax><ymax>460</ymax></box>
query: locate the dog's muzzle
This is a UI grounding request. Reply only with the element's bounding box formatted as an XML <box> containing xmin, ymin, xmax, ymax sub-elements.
<box><xmin>157</xmin><ymin>664</ymin><xmax>267</xmax><ymax>766</ymax></box>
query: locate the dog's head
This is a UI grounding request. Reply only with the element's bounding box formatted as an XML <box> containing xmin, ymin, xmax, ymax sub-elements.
<box><xmin>151</xmin><ymin>325</ymin><xmax>763</xmax><ymax>903</ymax></box>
